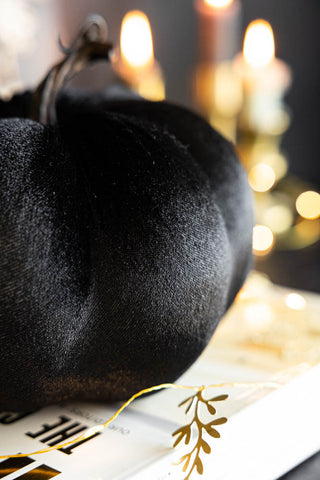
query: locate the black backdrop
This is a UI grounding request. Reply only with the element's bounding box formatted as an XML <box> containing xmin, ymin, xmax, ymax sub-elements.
<box><xmin>59</xmin><ymin>0</ymin><xmax>320</xmax><ymax>295</ymax></box>
<box><xmin>59</xmin><ymin>0</ymin><xmax>320</xmax><ymax>186</ymax></box>
<box><xmin>59</xmin><ymin>0</ymin><xmax>320</xmax><ymax>293</ymax></box>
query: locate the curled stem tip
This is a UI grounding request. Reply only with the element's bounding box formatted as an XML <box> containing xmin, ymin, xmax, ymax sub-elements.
<box><xmin>31</xmin><ymin>14</ymin><xmax>113</xmax><ymax>125</ymax></box>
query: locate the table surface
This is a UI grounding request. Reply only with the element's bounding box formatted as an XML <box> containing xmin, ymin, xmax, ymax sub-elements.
<box><xmin>259</xmin><ymin>247</ymin><xmax>320</xmax><ymax>480</ymax></box>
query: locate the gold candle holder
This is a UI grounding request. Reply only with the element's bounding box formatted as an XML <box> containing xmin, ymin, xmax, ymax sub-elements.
<box><xmin>236</xmin><ymin>20</ymin><xmax>320</xmax><ymax>256</ymax></box>
<box><xmin>193</xmin><ymin>61</ymin><xmax>242</xmax><ymax>141</ymax></box>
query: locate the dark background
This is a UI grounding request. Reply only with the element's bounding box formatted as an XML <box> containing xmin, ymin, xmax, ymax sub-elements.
<box><xmin>58</xmin><ymin>0</ymin><xmax>320</xmax><ymax>187</ymax></box>
<box><xmin>57</xmin><ymin>0</ymin><xmax>320</xmax><ymax>295</ymax></box>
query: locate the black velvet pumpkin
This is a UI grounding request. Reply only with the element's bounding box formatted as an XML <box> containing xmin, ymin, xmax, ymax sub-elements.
<box><xmin>0</xmin><ymin>87</ymin><xmax>253</xmax><ymax>411</ymax></box>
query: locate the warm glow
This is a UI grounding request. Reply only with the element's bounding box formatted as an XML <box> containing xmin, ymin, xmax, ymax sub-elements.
<box><xmin>120</xmin><ymin>11</ymin><xmax>154</xmax><ymax>69</ymax></box>
<box><xmin>244</xmin><ymin>302</ymin><xmax>274</xmax><ymax>331</ymax></box>
<box><xmin>253</xmin><ymin>225</ymin><xmax>274</xmax><ymax>255</ymax></box>
<box><xmin>0</xmin><ymin>0</ymin><xmax>37</xmax><ymax>52</ymax></box>
<box><xmin>264</xmin><ymin>205</ymin><xmax>293</xmax><ymax>234</ymax></box>
<box><xmin>204</xmin><ymin>0</ymin><xmax>233</xmax><ymax>8</ymax></box>
<box><xmin>249</xmin><ymin>163</ymin><xmax>276</xmax><ymax>192</ymax></box>
<box><xmin>296</xmin><ymin>191</ymin><xmax>320</xmax><ymax>220</ymax></box>
<box><xmin>262</xmin><ymin>152</ymin><xmax>288</xmax><ymax>181</ymax></box>
<box><xmin>243</xmin><ymin>19</ymin><xmax>275</xmax><ymax>68</ymax></box>
<box><xmin>295</xmin><ymin>218</ymin><xmax>320</xmax><ymax>245</ymax></box>
<box><xmin>213</xmin><ymin>63</ymin><xmax>243</xmax><ymax>116</ymax></box>
<box><xmin>285</xmin><ymin>293</ymin><xmax>306</xmax><ymax>311</ymax></box>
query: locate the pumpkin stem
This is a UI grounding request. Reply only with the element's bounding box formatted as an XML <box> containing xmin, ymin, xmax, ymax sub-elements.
<box><xmin>30</xmin><ymin>14</ymin><xmax>113</xmax><ymax>125</ymax></box>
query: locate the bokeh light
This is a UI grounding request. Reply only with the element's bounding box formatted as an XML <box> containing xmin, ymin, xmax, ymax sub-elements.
<box><xmin>285</xmin><ymin>293</ymin><xmax>307</xmax><ymax>311</ymax></box>
<box><xmin>263</xmin><ymin>205</ymin><xmax>293</xmax><ymax>234</ymax></box>
<box><xmin>253</xmin><ymin>225</ymin><xmax>275</xmax><ymax>255</ymax></box>
<box><xmin>249</xmin><ymin>163</ymin><xmax>276</xmax><ymax>192</ymax></box>
<box><xmin>244</xmin><ymin>302</ymin><xmax>274</xmax><ymax>331</ymax></box>
<box><xmin>296</xmin><ymin>191</ymin><xmax>320</xmax><ymax>220</ymax></box>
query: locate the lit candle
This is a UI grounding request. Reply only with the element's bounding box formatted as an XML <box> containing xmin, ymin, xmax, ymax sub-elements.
<box><xmin>235</xmin><ymin>19</ymin><xmax>292</xmax><ymax>133</ymax></box>
<box><xmin>113</xmin><ymin>10</ymin><xmax>165</xmax><ymax>101</ymax></box>
<box><xmin>195</xmin><ymin>0</ymin><xmax>241</xmax><ymax>64</ymax></box>
<box><xmin>193</xmin><ymin>0</ymin><xmax>242</xmax><ymax>141</ymax></box>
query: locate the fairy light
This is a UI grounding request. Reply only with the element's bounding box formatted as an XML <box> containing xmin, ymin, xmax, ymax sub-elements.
<box><xmin>248</xmin><ymin>163</ymin><xmax>276</xmax><ymax>192</ymax></box>
<box><xmin>263</xmin><ymin>205</ymin><xmax>293</xmax><ymax>234</ymax></box>
<box><xmin>83</xmin><ymin>424</ymin><xmax>105</xmax><ymax>439</ymax></box>
<box><xmin>0</xmin><ymin>380</ymin><xmax>279</xmax><ymax>460</ymax></box>
<box><xmin>286</xmin><ymin>293</ymin><xmax>307</xmax><ymax>311</ymax></box>
<box><xmin>244</xmin><ymin>302</ymin><xmax>274</xmax><ymax>331</ymax></box>
<box><xmin>252</xmin><ymin>225</ymin><xmax>275</xmax><ymax>255</ymax></box>
<box><xmin>259</xmin><ymin>151</ymin><xmax>288</xmax><ymax>181</ymax></box>
<box><xmin>243</xmin><ymin>20</ymin><xmax>275</xmax><ymax>68</ymax></box>
<box><xmin>296</xmin><ymin>191</ymin><xmax>320</xmax><ymax>220</ymax></box>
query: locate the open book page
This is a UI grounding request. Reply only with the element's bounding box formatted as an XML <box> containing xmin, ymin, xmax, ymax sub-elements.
<box><xmin>1</xmin><ymin>272</ymin><xmax>320</xmax><ymax>480</ymax></box>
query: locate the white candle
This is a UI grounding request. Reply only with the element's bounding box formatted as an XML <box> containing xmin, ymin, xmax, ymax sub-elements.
<box><xmin>234</xmin><ymin>19</ymin><xmax>292</xmax><ymax>133</ymax></box>
<box><xmin>195</xmin><ymin>0</ymin><xmax>241</xmax><ymax>64</ymax></box>
<box><xmin>113</xmin><ymin>10</ymin><xmax>165</xmax><ymax>101</ymax></box>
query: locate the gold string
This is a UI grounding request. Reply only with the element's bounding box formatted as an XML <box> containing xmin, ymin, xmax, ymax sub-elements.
<box><xmin>0</xmin><ymin>380</ymin><xmax>280</xmax><ymax>459</ymax></box>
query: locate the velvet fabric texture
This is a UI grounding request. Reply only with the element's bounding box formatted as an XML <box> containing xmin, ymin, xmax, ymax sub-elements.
<box><xmin>0</xmin><ymin>90</ymin><xmax>253</xmax><ymax>410</ymax></box>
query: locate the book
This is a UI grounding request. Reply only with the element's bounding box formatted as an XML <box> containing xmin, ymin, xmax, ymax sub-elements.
<box><xmin>1</xmin><ymin>272</ymin><xmax>320</xmax><ymax>480</ymax></box>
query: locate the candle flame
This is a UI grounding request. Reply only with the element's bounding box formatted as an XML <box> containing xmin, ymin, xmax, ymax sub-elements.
<box><xmin>204</xmin><ymin>0</ymin><xmax>233</xmax><ymax>8</ymax></box>
<box><xmin>244</xmin><ymin>19</ymin><xmax>275</xmax><ymax>68</ymax></box>
<box><xmin>120</xmin><ymin>10</ymin><xmax>154</xmax><ymax>69</ymax></box>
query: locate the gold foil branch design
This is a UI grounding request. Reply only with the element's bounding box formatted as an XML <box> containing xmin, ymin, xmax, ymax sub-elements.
<box><xmin>173</xmin><ymin>388</ymin><xmax>228</xmax><ymax>479</ymax></box>
<box><xmin>0</xmin><ymin>381</ymin><xmax>278</xmax><ymax>461</ymax></box>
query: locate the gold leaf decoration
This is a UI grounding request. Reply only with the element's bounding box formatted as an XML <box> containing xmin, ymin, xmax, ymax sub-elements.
<box><xmin>1</xmin><ymin>381</ymin><xmax>278</xmax><ymax>461</ymax></box>
<box><xmin>173</xmin><ymin>388</ymin><xmax>228</xmax><ymax>479</ymax></box>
